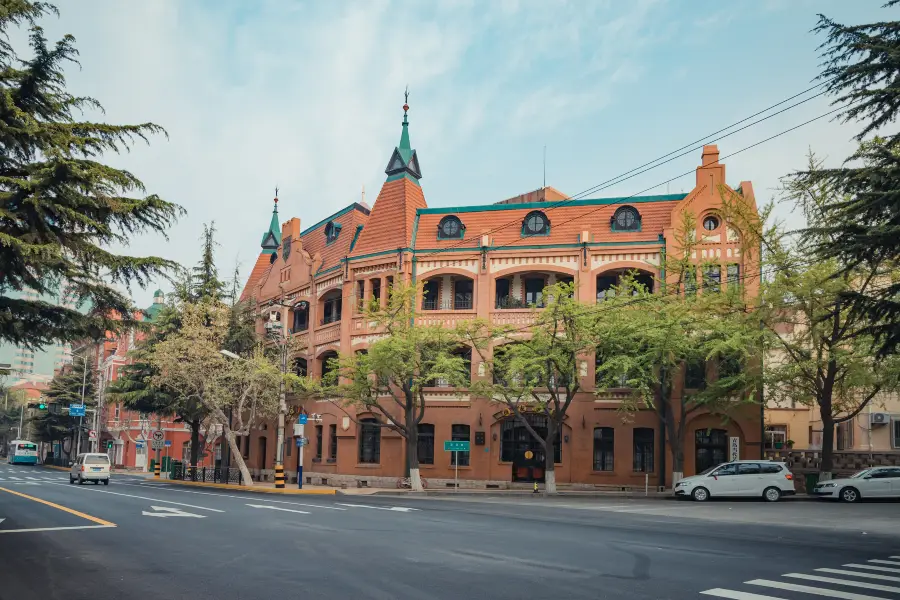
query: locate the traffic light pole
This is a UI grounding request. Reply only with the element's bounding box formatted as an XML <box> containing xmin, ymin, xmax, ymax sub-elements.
<box><xmin>74</xmin><ymin>355</ymin><xmax>88</xmax><ymax>456</ymax></box>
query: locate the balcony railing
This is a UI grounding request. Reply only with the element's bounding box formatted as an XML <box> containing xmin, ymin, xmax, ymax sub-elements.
<box><xmin>495</xmin><ymin>296</ymin><xmax>544</xmax><ymax>309</ymax></box>
<box><xmin>421</xmin><ymin>297</ymin><xmax>474</xmax><ymax>311</ymax></box>
<box><xmin>320</xmin><ymin>314</ymin><xmax>340</xmax><ymax>326</ymax></box>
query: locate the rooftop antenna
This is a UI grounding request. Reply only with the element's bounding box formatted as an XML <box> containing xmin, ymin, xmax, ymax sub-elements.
<box><xmin>361</xmin><ymin>184</ymin><xmax>366</xmax><ymax>205</ymax></box>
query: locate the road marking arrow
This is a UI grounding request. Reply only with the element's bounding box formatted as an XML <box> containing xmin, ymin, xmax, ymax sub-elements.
<box><xmin>141</xmin><ymin>505</ymin><xmax>205</xmax><ymax>518</ymax></box>
<box><xmin>336</xmin><ymin>503</ymin><xmax>419</xmax><ymax>513</ymax></box>
<box><xmin>246</xmin><ymin>504</ymin><xmax>310</xmax><ymax>514</ymax></box>
<box><xmin>0</xmin><ymin>518</ymin><xmax>5</xmax><ymax>526</ymax></box>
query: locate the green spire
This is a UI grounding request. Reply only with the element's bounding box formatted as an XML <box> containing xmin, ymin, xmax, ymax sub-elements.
<box><xmin>385</xmin><ymin>89</ymin><xmax>422</xmax><ymax>184</ymax></box>
<box><xmin>260</xmin><ymin>196</ymin><xmax>281</xmax><ymax>254</ymax></box>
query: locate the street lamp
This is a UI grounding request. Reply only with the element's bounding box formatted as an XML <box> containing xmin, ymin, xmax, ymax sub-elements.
<box><xmin>264</xmin><ymin>315</ymin><xmax>289</xmax><ymax>489</ymax></box>
<box><xmin>218</xmin><ymin>349</ymin><xmax>241</xmax><ymax>472</ymax></box>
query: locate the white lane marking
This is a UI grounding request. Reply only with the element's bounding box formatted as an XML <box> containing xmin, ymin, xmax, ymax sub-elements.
<box><xmin>44</xmin><ymin>482</ymin><xmax>224</xmax><ymax>512</ymax></box>
<box><xmin>246</xmin><ymin>504</ymin><xmax>310</xmax><ymax>514</ymax></box>
<box><xmin>0</xmin><ymin>525</ymin><xmax>116</xmax><ymax>534</ymax></box>
<box><xmin>113</xmin><ymin>482</ymin><xmax>347</xmax><ymax>510</ymax></box>
<box><xmin>818</xmin><ymin>569</ymin><xmax>900</xmax><ymax>583</ymax></box>
<box><xmin>700</xmin><ymin>589</ymin><xmax>788</xmax><ymax>600</ymax></box>
<box><xmin>869</xmin><ymin>560</ymin><xmax>900</xmax><ymax>567</ymax></box>
<box><xmin>747</xmin><ymin>578</ymin><xmax>887</xmax><ymax>599</ymax></box>
<box><xmin>336</xmin><ymin>503</ymin><xmax>419</xmax><ymax>513</ymax></box>
<box><xmin>142</xmin><ymin>506</ymin><xmax>205</xmax><ymax>518</ymax></box>
<box><xmin>8</xmin><ymin>477</ymin><xmax>21</xmax><ymax>481</ymax></box>
<box><xmin>25</xmin><ymin>477</ymin><xmax>39</xmax><ymax>481</ymax></box>
<box><xmin>0</xmin><ymin>518</ymin><xmax>4</xmax><ymax>525</ymax></box>
<box><xmin>784</xmin><ymin>573</ymin><xmax>900</xmax><ymax>594</ymax></box>
<box><xmin>845</xmin><ymin>564</ymin><xmax>900</xmax><ymax>574</ymax></box>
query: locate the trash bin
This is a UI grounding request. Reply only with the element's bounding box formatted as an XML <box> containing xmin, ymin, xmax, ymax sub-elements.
<box><xmin>804</xmin><ymin>472</ymin><xmax>819</xmax><ymax>493</ymax></box>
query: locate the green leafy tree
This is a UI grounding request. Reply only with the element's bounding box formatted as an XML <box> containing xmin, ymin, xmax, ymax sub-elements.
<box><xmin>463</xmin><ymin>282</ymin><xmax>598</xmax><ymax>495</ymax></box>
<box><xmin>45</xmin><ymin>354</ymin><xmax>96</xmax><ymax>407</ymax></box>
<box><xmin>147</xmin><ymin>301</ymin><xmax>286</xmax><ymax>485</ymax></box>
<box><xmin>323</xmin><ymin>282</ymin><xmax>469</xmax><ymax>492</ymax></box>
<box><xmin>792</xmin><ymin>4</ymin><xmax>900</xmax><ymax>357</ymax></box>
<box><xmin>763</xmin><ymin>152</ymin><xmax>900</xmax><ymax>477</ymax></box>
<box><xmin>0</xmin><ymin>1</ymin><xmax>183</xmax><ymax>351</ymax></box>
<box><xmin>592</xmin><ymin>274</ymin><xmax>763</xmax><ymax>483</ymax></box>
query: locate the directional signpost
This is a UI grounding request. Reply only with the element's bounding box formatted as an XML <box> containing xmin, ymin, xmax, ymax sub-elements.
<box><xmin>444</xmin><ymin>440</ymin><xmax>470</xmax><ymax>491</ymax></box>
<box><xmin>151</xmin><ymin>430</ymin><xmax>165</xmax><ymax>477</ymax></box>
<box><xmin>69</xmin><ymin>404</ymin><xmax>85</xmax><ymax>417</ymax></box>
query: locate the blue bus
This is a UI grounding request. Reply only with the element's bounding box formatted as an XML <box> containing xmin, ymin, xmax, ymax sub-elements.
<box><xmin>7</xmin><ymin>440</ymin><xmax>38</xmax><ymax>465</ymax></box>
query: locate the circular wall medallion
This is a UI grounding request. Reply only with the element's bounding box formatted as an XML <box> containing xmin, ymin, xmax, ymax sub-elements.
<box><xmin>524</xmin><ymin>450</ymin><xmax>534</xmax><ymax>460</ymax></box>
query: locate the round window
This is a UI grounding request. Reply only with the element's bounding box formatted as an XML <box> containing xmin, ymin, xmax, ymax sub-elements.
<box><xmin>524</xmin><ymin>212</ymin><xmax>548</xmax><ymax>235</ymax></box>
<box><xmin>703</xmin><ymin>216</ymin><xmax>720</xmax><ymax>231</ymax></box>
<box><xmin>614</xmin><ymin>207</ymin><xmax>639</xmax><ymax>231</ymax></box>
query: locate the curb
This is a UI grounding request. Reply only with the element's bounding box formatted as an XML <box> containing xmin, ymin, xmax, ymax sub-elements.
<box><xmin>371</xmin><ymin>490</ymin><xmax>820</xmax><ymax>500</ymax></box>
<box><xmin>157</xmin><ymin>479</ymin><xmax>339</xmax><ymax>495</ymax></box>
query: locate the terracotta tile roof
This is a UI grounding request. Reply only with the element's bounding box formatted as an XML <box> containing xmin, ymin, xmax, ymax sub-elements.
<box><xmin>299</xmin><ymin>204</ymin><xmax>371</xmax><ymax>275</ymax></box>
<box><xmin>412</xmin><ymin>194</ymin><xmax>685</xmax><ymax>251</ymax></box>
<box><xmin>350</xmin><ymin>178</ymin><xmax>427</xmax><ymax>258</ymax></box>
<box><xmin>240</xmin><ymin>252</ymin><xmax>275</xmax><ymax>302</ymax></box>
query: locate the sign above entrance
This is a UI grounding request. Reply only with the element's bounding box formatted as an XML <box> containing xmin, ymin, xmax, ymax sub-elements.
<box><xmin>729</xmin><ymin>436</ymin><xmax>740</xmax><ymax>462</ymax></box>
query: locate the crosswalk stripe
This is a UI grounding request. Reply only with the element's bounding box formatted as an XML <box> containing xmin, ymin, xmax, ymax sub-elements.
<box><xmin>747</xmin><ymin>578</ymin><xmax>888</xmax><ymax>600</ymax></box>
<box><xmin>25</xmin><ymin>477</ymin><xmax>39</xmax><ymax>481</ymax></box>
<box><xmin>817</xmin><ymin>569</ymin><xmax>900</xmax><ymax>583</ymax></box>
<box><xmin>784</xmin><ymin>573</ymin><xmax>900</xmax><ymax>594</ymax></box>
<box><xmin>845</xmin><ymin>564</ymin><xmax>900</xmax><ymax>574</ymax></box>
<box><xmin>868</xmin><ymin>560</ymin><xmax>900</xmax><ymax>567</ymax></box>
<box><xmin>700</xmin><ymin>589</ymin><xmax>788</xmax><ymax>600</ymax></box>
<box><xmin>8</xmin><ymin>477</ymin><xmax>20</xmax><ymax>481</ymax></box>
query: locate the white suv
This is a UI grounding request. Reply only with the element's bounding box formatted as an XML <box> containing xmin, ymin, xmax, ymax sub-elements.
<box><xmin>69</xmin><ymin>453</ymin><xmax>111</xmax><ymax>485</ymax></box>
<box><xmin>673</xmin><ymin>460</ymin><xmax>795</xmax><ymax>502</ymax></box>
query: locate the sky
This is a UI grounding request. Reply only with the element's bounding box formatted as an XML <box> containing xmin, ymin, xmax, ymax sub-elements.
<box><xmin>29</xmin><ymin>0</ymin><xmax>894</xmax><ymax>308</ymax></box>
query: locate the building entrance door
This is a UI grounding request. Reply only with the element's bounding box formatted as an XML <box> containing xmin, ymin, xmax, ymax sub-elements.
<box><xmin>500</xmin><ymin>415</ymin><xmax>561</xmax><ymax>483</ymax></box>
<box><xmin>695</xmin><ymin>428</ymin><xmax>728</xmax><ymax>474</ymax></box>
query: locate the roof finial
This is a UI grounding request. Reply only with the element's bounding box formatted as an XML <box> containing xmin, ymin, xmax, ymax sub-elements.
<box><xmin>403</xmin><ymin>86</ymin><xmax>409</xmax><ymax>124</ymax></box>
<box><xmin>274</xmin><ymin>185</ymin><xmax>279</xmax><ymax>205</ymax></box>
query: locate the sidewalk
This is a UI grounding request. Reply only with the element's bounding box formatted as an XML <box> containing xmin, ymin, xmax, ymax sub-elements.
<box><xmin>138</xmin><ymin>473</ymin><xmax>398</xmax><ymax>496</ymax></box>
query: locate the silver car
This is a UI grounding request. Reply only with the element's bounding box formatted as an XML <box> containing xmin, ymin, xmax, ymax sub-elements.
<box><xmin>812</xmin><ymin>467</ymin><xmax>900</xmax><ymax>502</ymax></box>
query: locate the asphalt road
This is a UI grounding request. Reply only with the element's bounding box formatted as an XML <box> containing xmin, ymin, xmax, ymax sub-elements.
<box><xmin>1</xmin><ymin>465</ymin><xmax>899</xmax><ymax>600</ymax></box>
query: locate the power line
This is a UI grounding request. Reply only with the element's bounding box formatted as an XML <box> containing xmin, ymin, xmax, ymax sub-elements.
<box><xmin>412</xmin><ymin>83</ymin><xmax>831</xmax><ymax>262</ymax></box>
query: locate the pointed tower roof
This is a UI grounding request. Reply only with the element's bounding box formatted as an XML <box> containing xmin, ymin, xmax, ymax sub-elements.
<box><xmin>351</xmin><ymin>95</ymin><xmax>428</xmax><ymax>258</ymax></box>
<box><xmin>260</xmin><ymin>196</ymin><xmax>281</xmax><ymax>254</ymax></box>
<box><xmin>384</xmin><ymin>90</ymin><xmax>422</xmax><ymax>185</ymax></box>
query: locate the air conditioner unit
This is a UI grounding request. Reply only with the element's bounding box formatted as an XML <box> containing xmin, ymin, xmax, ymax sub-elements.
<box><xmin>870</xmin><ymin>412</ymin><xmax>890</xmax><ymax>426</ymax></box>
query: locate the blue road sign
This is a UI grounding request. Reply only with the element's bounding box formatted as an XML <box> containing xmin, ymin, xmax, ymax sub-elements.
<box><xmin>298</xmin><ymin>414</ymin><xmax>308</xmax><ymax>425</ymax></box>
<box><xmin>136</xmin><ymin>442</ymin><xmax>144</xmax><ymax>449</ymax></box>
<box><xmin>69</xmin><ymin>404</ymin><xmax>85</xmax><ymax>417</ymax></box>
<box><xmin>164</xmin><ymin>440</ymin><xmax>172</xmax><ymax>447</ymax></box>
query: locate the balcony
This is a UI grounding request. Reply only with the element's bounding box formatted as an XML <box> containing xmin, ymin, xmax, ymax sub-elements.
<box><xmin>421</xmin><ymin>297</ymin><xmax>473</xmax><ymax>311</ymax></box>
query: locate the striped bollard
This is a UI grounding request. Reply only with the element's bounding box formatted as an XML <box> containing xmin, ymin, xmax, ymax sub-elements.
<box><xmin>154</xmin><ymin>462</ymin><xmax>161</xmax><ymax>479</ymax></box>
<box><xmin>274</xmin><ymin>464</ymin><xmax>285</xmax><ymax>489</ymax></box>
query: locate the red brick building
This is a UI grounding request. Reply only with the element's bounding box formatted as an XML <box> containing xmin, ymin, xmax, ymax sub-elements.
<box><xmin>239</xmin><ymin>102</ymin><xmax>762</xmax><ymax>489</ymax></box>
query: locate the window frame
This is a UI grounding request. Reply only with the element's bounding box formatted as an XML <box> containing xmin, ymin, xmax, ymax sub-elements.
<box><xmin>324</xmin><ymin>221</ymin><xmax>342</xmax><ymax>244</ymax></box>
<box><xmin>702</xmin><ymin>215</ymin><xmax>720</xmax><ymax>231</ymax></box>
<box><xmin>437</xmin><ymin>215</ymin><xmax>465</xmax><ymax>240</ymax></box>
<box><xmin>764</xmin><ymin>425</ymin><xmax>788</xmax><ymax>450</ymax></box>
<box><xmin>450</xmin><ymin>424</ymin><xmax>470</xmax><ymax>466</ymax></box>
<box><xmin>632</xmin><ymin>427</ymin><xmax>654</xmax><ymax>473</ymax></box>
<box><xmin>314</xmin><ymin>425</ymin><xmax>323</xmax><ymax>460</ymax></box>
<box><xmin>521</xmin><ymin>210</ymin><xmax>550</xmax><ymax>237</ymax></box>
<box><xmin>328</xmin><ymin>424</ymin><xmax>337</xmax><ymax>462</ymax></box>
<box><xmin>610</xmin><ymin>206</ymin><xmax>641</xmax><ymax>232</ymax></box>
<box><xmin>593</xmin><ymin>427</ymin><xmax>615</xmax><ymax>472</ymax></box>
<box><xmin>417</xmin><ymin>423</ymin><xmax>435</xmax><ymax>465</ymax></box>
<box><xmin>358</xmin><ymin>418</ymin><xmax>381</xmax><ymax>464</ymax></box>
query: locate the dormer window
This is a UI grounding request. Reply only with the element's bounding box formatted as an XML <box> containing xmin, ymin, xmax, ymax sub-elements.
<box><xmin>522</xmin><ymin>211</ymin><xmax>550</xmax><ymax>237</ymax></box>
<box><xmin>325</xmin><ymin>221</ymin><xmax>342</xmax><ymax>244</ymax></box>
<box><xmin>437</xmin><ymin>215</ymin><xmax>465</xmax><ymax>240</ymax></box>
<box><xmin>611</xmin><ymin>206</ymin><xmax>641</xmax><ymax>232</ymax></box>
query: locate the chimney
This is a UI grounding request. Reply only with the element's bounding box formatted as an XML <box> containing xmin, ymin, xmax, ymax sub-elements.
<box><xmin>701</xmin><ymin>145</ymin><xmax>720</xmax><ymax>166</ymax></box>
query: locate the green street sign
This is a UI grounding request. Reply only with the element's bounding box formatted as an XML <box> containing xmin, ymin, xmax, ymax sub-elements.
<box><xmin>443</xmin><ymin>440</ymin><xmax>470</xmax><ymax>452</ymax></box>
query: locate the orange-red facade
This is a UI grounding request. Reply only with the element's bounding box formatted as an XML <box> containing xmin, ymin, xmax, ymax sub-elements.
<box><xmin>240</xmin><ymin>107</ymin><xmax>762</xmax><ymax>488</ymax></box>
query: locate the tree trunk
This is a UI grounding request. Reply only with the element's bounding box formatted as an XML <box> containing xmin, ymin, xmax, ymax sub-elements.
<box><xmin>223</xmin><ymin>426</ymin><xmax>253</xmax><ymax>486</ymax></box>
<box><xmin>544</xmin><ymin>447</ymin><xmax>557</xmax><ymax>495</ymax></box>
<box><xmin>820</xmin><ymin>406</ymin><xmax>835</xmax><ymax>480</ymax></box>
<box><xmin>189</xmin><ymin>418</ymin><xmax>200</xmax><ymax>466</ymax></box>
<box><xmin>671</xmin><ymin>446</ymin><xmax>685</xmax><ymax>484</ymax></box>
<box><xmin>406</xmin><ymin>422</ymin><xmax>423</xmax><ymax>492</ymax></box>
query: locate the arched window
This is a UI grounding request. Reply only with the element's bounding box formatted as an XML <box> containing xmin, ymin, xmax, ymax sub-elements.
<box><xmin>437</xmin><ymin>215</ymin><xmax>465</xmax><ymax>240</ymax></box>
<box><xmin>292</xmin><ymin>301</ymin><xmax>309</xmax><ymax>332</ymax></box>
<box><xmin>521</xmin><ymin>211</ymin><xmax>550</xmax><ymax>236</ymax></box>
<box><xmin>611</xmin><ymin>206</ymin><xmax>641</xmax><ymax>232</ymax></box>
<box><xmin>325</xmin><ymin>221</ymin><xmax>342</xmax><ymax>243</ymax></box>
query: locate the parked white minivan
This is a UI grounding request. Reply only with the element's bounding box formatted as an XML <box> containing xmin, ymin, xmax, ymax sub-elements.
<box><xmin>673</xmin><ymin>460</ymin><xmax>795</xmax><ymax>502</ymax></box>
<box><xmin>69</xmin><ymin>453</ymin><xmax>111</xmax><ymax>485</ymax></box>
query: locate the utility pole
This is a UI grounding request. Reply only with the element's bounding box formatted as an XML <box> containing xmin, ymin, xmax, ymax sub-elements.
<box><xmin>74</xmin><ymin>352</ymin><xmax>88</xmax><ymax>456</ymax></box>
<box><xmin>273</xmin><ymin>336</ymin><xmax>287</xmax><ymax>489</ymax></box>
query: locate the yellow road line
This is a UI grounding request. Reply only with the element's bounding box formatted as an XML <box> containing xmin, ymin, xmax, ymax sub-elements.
<box><xmin>0</xmin><ymin>487</ymin><xmax>116</xmax><ymax>527</ymax></box>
